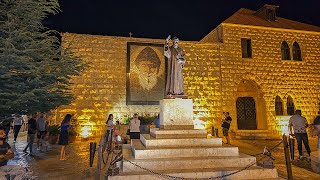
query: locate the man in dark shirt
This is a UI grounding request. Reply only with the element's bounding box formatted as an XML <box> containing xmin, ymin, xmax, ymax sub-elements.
<box><xmin>221</xmin><ymin>112</ymin><xmax>232</xmax><ymax>145</ymax></box>
<box><xmin>0</xmin><ymin>126</ymin><xmax>14</xmax><ymax>166</ymax></box>
<box><xmin>23</xmin><ymin>114</ymin><xmax>37</xmax><ymax>154</ymax></box>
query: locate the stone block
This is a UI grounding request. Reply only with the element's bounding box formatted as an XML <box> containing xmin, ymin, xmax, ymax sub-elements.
<box><xmin>123</xmin><ymin>145</ymin><xmax>256</xmax><ymax>172</ymax></box>
<box><xmin>140</xmin><ymin>134</ymin><xmax>222</xmax><ymax>147</ymax></box>
<box><xmin>110</xmin><ymin>167</ymin><xmax>279</xmax><ymax>180</ymax></box>
<box><xmin>131</xmin><ymin>140</ymin><xmax>239</xmax><ymax>159</ymax></box>
<box><xmin>150</xmin><ymin>128</ymin><xmax>207</xmax><ymax>139</ymax></box>
<box><xmin>160</xmin><ymin>99</ymin><xmax>194</xmax><ymax>129</ymax></box>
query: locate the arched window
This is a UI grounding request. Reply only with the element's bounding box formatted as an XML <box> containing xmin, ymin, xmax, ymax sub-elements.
<box><xmin>292</xmin><ymin>42</ymin><xmax>302</xmax><ymax>61</ymax></box>
<box><xmin>281</xmin><ymin>41</ymin><xmax>291</xmax><ymax>60</ymax></box>
<box><xmin>275</xmin><ymin>96</ymin><xmax>283</xmax><ymax>115</ymax></box>
<box><xmin>287</xmin><ymin>96</ymin><xmax>295</xmax><ymax>115</ymax></box>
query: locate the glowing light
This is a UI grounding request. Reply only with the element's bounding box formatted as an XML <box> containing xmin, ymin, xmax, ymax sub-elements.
<box><xmin>80</xmin><ymin>126</ymin><xmax>91</xmax><ymax>138</ymax></box>
<box><xmin>275</xmin><ymin>116</ymin><xmax>291</xmax><ymax>135</ymax></box>
<box><xmin>77</xmin><ymin>113</ymin><xmax>98</xmax><ymax>138</ymax></box>
<box><xmin>193</xmin><ymin>119</ymin><xmax>206</xmax><ymax>129</ymax></box>
<box><xmin>193</xmin><ymin>110</ymin><xmax>210</xmax><ymax>130</ymax></box>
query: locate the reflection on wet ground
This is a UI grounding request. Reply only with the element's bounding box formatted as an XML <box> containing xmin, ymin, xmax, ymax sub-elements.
<box><xmin>6</xmin><ymin>132</ymin><xmax>100</xmax><ymax>180</ymax></box>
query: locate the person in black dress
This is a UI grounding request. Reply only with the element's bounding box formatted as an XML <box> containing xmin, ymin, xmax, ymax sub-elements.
<box><xmin>58</xmin><ymin>114</ymin><xmax>72</xmax><ymax>160</ymax></box>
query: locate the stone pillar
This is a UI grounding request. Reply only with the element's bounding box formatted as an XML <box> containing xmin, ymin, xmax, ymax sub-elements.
<box><xmin>159</xmin><ymin>98</ymin><xmax>194</xmax><ymax>130</ymax></box>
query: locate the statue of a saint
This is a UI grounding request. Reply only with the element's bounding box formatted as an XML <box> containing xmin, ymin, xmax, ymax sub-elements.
<box><xmin>164</xmin><ymin>35</ymin><xmax>186</xmax><ymax>97</ymax></box>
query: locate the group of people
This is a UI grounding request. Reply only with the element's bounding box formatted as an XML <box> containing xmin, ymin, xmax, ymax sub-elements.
<box><xmin>105</xmin><ymin>113</ymin><xmax>142</xmax><ymax>146</ymax></box>
<box><xmin>1</xmin><ymin>114</ymin><xmax>26</xmax><ymax>143</ymax></box>
<box><xmin>24</xmin><ymin>113</ymin><xmax>48</xmax><ymax>154</ymax></box>
<box><xmin>220</xmin><ymin>109</ymin><xmax>320</xmax><ymax>160</ymax></box>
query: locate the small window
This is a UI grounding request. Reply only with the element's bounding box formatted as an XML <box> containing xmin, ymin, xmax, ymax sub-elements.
<box><xmin>281</xmin><ymin>41</ymin><xmax>291</xmax><ymax>60</ymax></box>
<box><xmin>241</xmin><ymin>38</ymin><xmax>252</xmax><ymax>58</ymax></box>
<box><xmin>267</xmin><ymin>9</ymin><xmax>276</xmax><ymax>21</ymax></box>
<box><xmin>287</xmin><ymin>96</ymin><xmax>295</xmax><ymax>115</ymax></box>
<box><xmin>292</xmin><ymin>42</ymin><xmax>302</xmax><ymax>61</ymax></box>
<box><xmin>275</xmin><ymin>96</ymin><xmax>283</xmax><ymax>115</ymax></box>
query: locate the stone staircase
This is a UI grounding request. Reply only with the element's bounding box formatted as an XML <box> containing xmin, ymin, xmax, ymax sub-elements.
<box><xmin>109</xmin><ymin>128</ymin><xmax>279</xmax><ymax>180</ymax></box>
<box><xmin>235</xmin><ymin>130</ymin><xmax>280</xmax><ymax>140</ymax></box>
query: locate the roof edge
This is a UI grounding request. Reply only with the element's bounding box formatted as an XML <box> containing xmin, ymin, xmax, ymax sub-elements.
<box><xmin>221</xmin><ymin>22</ymin><xmax>320</xmax><ymax>35</ymax></box>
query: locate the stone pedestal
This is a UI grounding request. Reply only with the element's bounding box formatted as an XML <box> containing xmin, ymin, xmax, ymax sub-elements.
<box><xmin>108</xmin><ymin>98</ymin><xmax>279</xmax><ymax>180</ymax></box>
<box><xmin>311</xmin><ymin>150</ymin><xmax>320</xmax><ymax>173</ymax></box>
<box><xmin>160</xmin><ymin>98</ymin><xmax>194</xmax><ymax>130</ymax></box>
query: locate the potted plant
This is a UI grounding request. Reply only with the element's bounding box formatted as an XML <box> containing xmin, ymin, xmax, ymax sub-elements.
<box><xmin>68</xmin><ymin>128</ymin><xmax>77</xmax><ymax>143</ymax></box>
<box><xmin>48</xmin><ymin>125</ymin><xmax>60</xmax><ymax>144</ymax></box>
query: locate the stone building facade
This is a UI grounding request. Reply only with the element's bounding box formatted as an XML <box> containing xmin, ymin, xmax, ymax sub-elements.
<box><xmin>55</xmin><ymin>5</ymin><xmax>320</xmax><ymax>136</ymax></box>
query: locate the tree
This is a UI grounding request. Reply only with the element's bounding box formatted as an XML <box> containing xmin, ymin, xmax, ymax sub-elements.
<box><xmin>0</xmin><ymin>0</ymin><xmax>85</xmax><ymax>116</ymax></box>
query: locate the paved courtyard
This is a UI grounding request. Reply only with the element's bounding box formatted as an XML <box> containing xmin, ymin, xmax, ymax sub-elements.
<box><xmin>4</xmin><ymin>132</ymin><xmax>320</xmax><ymax>180</ymax></box>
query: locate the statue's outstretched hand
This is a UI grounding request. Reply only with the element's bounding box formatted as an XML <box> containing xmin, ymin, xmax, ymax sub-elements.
<box><xmin>166</xmin><ymin>35</ymin><xmax>171</xmax><ymax>43</ymax></box>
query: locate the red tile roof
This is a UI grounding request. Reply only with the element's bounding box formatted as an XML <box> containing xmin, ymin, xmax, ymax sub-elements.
<box><xmin>223</xmin><ymin>8</ymin><xmax>320</xmax><ymax>32</ymax></box>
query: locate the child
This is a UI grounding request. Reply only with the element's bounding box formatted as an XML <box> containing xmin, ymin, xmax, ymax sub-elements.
<box><xmin>114</xmin><ymin>121</ymin><xmax>121</xmax><ymax>149</ymax></box>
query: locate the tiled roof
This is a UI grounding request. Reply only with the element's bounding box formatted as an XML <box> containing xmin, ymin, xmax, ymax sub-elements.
<box><xmin>223</xmin><ymin>8</ymin><xmax>320</xmax><ymax>32</ymax></box>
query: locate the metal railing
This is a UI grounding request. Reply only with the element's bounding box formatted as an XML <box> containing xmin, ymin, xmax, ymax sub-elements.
<box><xmin>90</xmin><ymin>129</ymin><xmax>122</xmax><ymax>179</ymax></box>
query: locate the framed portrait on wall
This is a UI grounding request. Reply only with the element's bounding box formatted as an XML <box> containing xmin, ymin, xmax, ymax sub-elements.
<box><xmin>126</xmin><ymin>42</ymin><xmax>165</xmax><ymax>105</ymax></box>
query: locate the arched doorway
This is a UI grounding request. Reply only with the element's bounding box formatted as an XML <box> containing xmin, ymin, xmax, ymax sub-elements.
<box><xmin>235</xmin><ymin>79</ymin><xmax>267</xmax><ymax>130</ymax></box>
<box><xmin>236</xmin><ymin>97</ymin><xmax>257</xmax><ymax>130</ymax></box>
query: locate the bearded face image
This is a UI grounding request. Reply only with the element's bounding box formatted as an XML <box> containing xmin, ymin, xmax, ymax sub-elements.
<box><xmin>128</xmin><ymin>45</ymin><xmax>165</xmax><ymax>104</ymax></box>
<box><xmin>134</xmin><ymin>47</ymin><xmax>161</xmax><ymax>90</ymax></box>
<box><xmin>137</xmin><ymin>60</ymin><xmax>158</xmax><ymax>90</ymax></box>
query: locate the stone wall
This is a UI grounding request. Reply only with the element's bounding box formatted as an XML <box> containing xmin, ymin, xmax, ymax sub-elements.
<box><xmin>54</xmin><ymin>33</ymin><xmax>222</xmax><ymax>125</ymax></box>
<box><xmin>55</xmin><ymin>24</ymin><xmax>320</xmax><ymax>134</ymax></box>
<box><xmin>218</xmin><ymin>23</ymin><xmax>320</xmax><ymax>131</ymax></box>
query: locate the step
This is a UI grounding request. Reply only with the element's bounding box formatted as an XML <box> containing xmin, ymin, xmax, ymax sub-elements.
<box><xmin>122</xmin><ymin>144</ymin><xmax>256</xmax><ymax>172</ymax></box>
<box><xmin>150</xmin><ymin>128</ymin><xmax>207</xmax><ymax>139</ymax></box>
<box><xmin>109</xmin><ymin>166</ymin><xmax>279</xmax><ymax>180</ymax></box>
<box><xmin>140</xmin><ymin>134</ymin><xmax>222</xmax><ymax>147</ymax></box>
<box><xmin>131</xmin><ymin>140</ymin><xmax>239</xmax><ymax>159</ymax></box>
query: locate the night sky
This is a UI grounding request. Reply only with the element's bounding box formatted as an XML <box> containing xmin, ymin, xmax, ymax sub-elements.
<box><xmin>46</xmin><ymin>0</ymin><xmax>320</xmax><ymax>41</ymax></box>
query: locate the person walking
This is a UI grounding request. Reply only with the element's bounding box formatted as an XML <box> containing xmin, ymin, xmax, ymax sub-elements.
<box><xmin>129</xmin><ymin>113</ymin><xmax>141</xmax><ymax>139</ymax></box>
<box><xmin>23</xmin><ymin>114</ymin><xmax>37</xmax><ymax>155</ymax></box>
<box><xmin>58</xmin><ymin>114</ymin><xmax>72</xmax><ymax>160</ymax></box>
<box><xmin>289</xmin><ymin>109</ymin><xmax>311</xmax><ymax>159</ymax></box>
<box><xmin>221</xmin><ymin>112</ymin><xmax>232</xmax><ymax>145</ymax></box>
<box><xmin>36</xmin><ymin>114</ymin><xmax>46</xmax><ymax>151</ymax></box>
<box><xmin>13</xmin><ymin>114</ymin><xmax>23</xmax><ymax>142</ymax></box>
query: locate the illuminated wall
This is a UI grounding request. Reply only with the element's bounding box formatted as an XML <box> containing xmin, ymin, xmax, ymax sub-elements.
<box><xmin>56</xmin><ymin>22</ymin><xmax>320</xmax><ymax>134</ymax></box>
<box><xmin>203</xmin><ymin>23</ymin><xmax>320</xmax><ymax>132</ymax></box>
<box><xmin>54</xmin><ymin>34</ymin><xmax>222</xmax><ymax>125</ymax></box>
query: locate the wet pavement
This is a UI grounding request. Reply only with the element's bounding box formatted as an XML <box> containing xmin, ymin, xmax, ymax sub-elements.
<box><xmin>5</xmin><ymin>132</ymin><xmax>100</xmax><ymax>180</ymax></box>
<box><xmin>230</xmin><ymin>137</ymin><xmax>320</xmax><ymax>180</ymax></box>
<box><xmin>3</xmin><ymin>131</ymin><xmax>320</xmax><ymax>180</ymax></box>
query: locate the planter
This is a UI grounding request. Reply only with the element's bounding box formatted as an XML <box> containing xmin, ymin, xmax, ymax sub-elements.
<box><xmin>48</xmin><ymin>135</ymin><xmax>58</xmax><ymax>144</ymax></box>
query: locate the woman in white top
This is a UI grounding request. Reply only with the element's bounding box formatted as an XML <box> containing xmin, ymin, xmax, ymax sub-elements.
<box><xmin>129</xmin><ymin>113</ymin><xmax>141</xmax><ymax>139</ymax></box>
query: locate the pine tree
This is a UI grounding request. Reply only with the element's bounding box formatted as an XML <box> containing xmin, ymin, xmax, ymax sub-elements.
<box><xmin>0</xmin><ymin>0</ymin><xmax>85</xmax><ymax>116</ymax></box>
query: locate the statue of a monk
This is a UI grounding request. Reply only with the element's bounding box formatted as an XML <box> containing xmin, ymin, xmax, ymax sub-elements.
<box><xmin>164</xmin><ymin>35</ymin><xmax>186</xmax><ymax>96</ymax></box>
